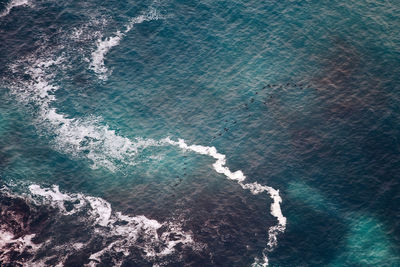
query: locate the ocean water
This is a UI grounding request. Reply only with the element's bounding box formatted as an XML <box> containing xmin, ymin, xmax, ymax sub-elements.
<box><xmin>0</xmin><ymin>0</ymin><xmax>399</xmax><ymax>266</ymax></box>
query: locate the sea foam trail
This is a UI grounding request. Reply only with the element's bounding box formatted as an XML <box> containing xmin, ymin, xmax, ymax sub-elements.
<box><xmin>11</xmin><ymin>57</ymin><xmax>286</xmax><ymax>266</ymax></box>
<box><xmin>11</xmin><ymin>57</ymin><xmax>165</xmax><ymax>171</ymax></box>
<box><xmin>6</xmin><ymin>12</ymin><xmax>286</xmax><ymax>266</ymax></box>
<box><xmin>163</xmin><ymin>138</ymin><xmax>287</xmax><ymax>266</ymax></box>
<box><xmin>0</xmin><ymin>0</ymin><xmax>30</xmax><ymax>18</ymax></box>
<box><xmin>90</xmin><ymin>8</ymin><xmax>161</xmax><ymax>80</ymax></box>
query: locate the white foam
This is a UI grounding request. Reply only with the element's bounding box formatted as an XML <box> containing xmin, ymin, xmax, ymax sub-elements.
<box><xmin>0</xmin><ymin>0</ymin><xmax>30</xmax><ymax>18</ymax></box>
<box><xmin>0</xmin><ymin>186</ymin><xmax>42</xmax><ymax>265</ymax></box>
<box><xmin>29</xmin><ymin>184</ymin><xmax>85</xmax><ymax>215</ymax></box>
<box><xmin>29</xmin><ymin>184</ymin><xmax>71</xmax><ymax>201</ymax></box>
<box><xmin>163</xmin><ymin>138</ymin><xmax>287</xmax><ymax>265</ymax></box>
<box><xmin>47</xmin><ymin>112</ymin><xmax>165</xmax><ymax>171</ymax></box>
<box><xmin>0</xmin><ymin>231</ymin><xmax>39</xmax><ymax>251</ymax></box>
<box><xmin>86</xmin><ymin>196</ymin><xmax>112</xmax><ymax>227</ymax></box>
<box><xmin>0</xmin><ymin>230</ymin><xmax>41</xmax><ymax>265</ymax></box>
<box><xmin>8</xmin><ymin>56</ymin><xmax>165</xmax><ymax>171</ymax></box>
<box><xmin>90</xmin><ymin>8</ymin><xmax>161</xmax><ymax>80</ymax></box>
<box><xmin>25</xmin><ymin>184</ymin><xmax>199</xmax><ymax>266</ymax></box>
<box><xmin>87</xmin><ymin>213</ymin><xmax>196</xmax><ymax>266</ymax></box>
<box><xmin>90</xmin><ymin>31</ymin><xmax>124</xmax><ymax>79</ymax></box>
<box><xmin>12</xmin><ymin>57</ymin><xmax>286</xmax><ymax>264</ymax></box>
<box><xmin>251</xmin><ymin>253</ymin><xmax>269</xmax><ymax>267</ymax></box>
<box><xmin>6</xmin><ymin>9</ymin><xmax>287</xmax><ymax>265</ymax></box>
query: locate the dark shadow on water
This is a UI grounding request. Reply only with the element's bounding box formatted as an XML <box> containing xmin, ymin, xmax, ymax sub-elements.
<box><xmin>269</xmin><ymin>201</ymin><xmax>347</xmax><ymax>266</ymax></box>
<box><xmin>244</xmin><ymin>36</ymin><xmax>400</xmax><ymax>266</ymax></box>
<box><xmin>272</xmin><ymin>37</ymin><xmax>400</xmax><ymax>265</ymax></box>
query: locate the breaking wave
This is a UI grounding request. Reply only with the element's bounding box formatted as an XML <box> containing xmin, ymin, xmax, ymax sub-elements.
<box><xmin>0</xmin><ymin>183</ymin><xmax>200</xmax><ymax>266</ymax></box>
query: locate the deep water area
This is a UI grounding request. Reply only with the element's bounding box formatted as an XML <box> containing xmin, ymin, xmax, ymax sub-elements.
<box><xmin>0</xmin><ymin>0</ymin><xmax>399</xmax><ymax>266</ymax></box>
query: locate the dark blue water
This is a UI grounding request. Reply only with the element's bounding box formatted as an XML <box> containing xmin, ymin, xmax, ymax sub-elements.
<box><xmin>1</xmin><ymin>0</ymin><xmax>399</xmax><ymax>266</ymax></box>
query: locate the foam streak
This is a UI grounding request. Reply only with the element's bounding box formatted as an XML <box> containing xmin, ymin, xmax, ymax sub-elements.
<box><xmin>90</xmin><ymin>8</ymin><xmax>161</xmax><ymax>80</ymax></box>
<box><xmin>163</xmin><ymin>138</ymin><xmax>286</xmax><ymax>265</ymax></box>
<box><xmin>0</xmin><ymin>0</ymin><xmax>29</xmax><ymax>18</ymax></box>
<box><xmin>6</xmin><ymin>8</ymin><xmax>287</xmax><ymax>265</ymax></box>
<box><xmin>12</xmin><ymin>57</ymin><xmax>286</xmax><ymax>265</ymax></box>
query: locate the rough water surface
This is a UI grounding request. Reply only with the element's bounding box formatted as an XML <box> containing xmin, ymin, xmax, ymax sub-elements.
<box><xmin>0</xmin><ymin>0</ymin><xmax>399</xmax><ymax>266</ymax></box>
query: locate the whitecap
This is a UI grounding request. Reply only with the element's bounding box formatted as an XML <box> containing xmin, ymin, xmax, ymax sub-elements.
<box><xmin>0</xmin><ymin>230</ymin><xmax>40</xmax><ymax>265</ymax></box>
<box><xmin>0</xmin><ymin>0</ymin><xmax>30</xmax><ymax>18</ymax></box>
<box><xmin>4</xmin><ymin>183</ymin><xmax>200</xmax><ymax>266</ymax></box>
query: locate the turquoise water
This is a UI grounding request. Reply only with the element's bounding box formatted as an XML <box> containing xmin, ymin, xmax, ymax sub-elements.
<box><xmin>0</xmin><ymin>0</ymin><xmax>399</xmax><ymax>266</ymax></box>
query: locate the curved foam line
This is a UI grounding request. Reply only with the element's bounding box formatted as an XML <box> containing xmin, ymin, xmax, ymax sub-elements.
<box><xmin>163</xmin><ymin>138</ymin><xmax>287</xmax><ymax>264</ymax></box>
<box><xmin>7</xmin><ymin>12</ymin><xmax>287</xmax><ymax>265</ymax></box>
<box><xmin>10</xmin><ymin>57</ymin><xmax>165</xmax><ymax>171</ymax></box>
<box><xmin>90</xmin><ymin>8</ymin><xmax>161</xmax><ymax>80</ymax></box>
<box><xmin>12</xmin><ymin>56</ymin><xmax>286</xmax><ymax>265</ymax></box>
<box><xmin>0</xmin><ymin>0</ymin><xmax>29</xmax><ymax>18</ymax></box>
